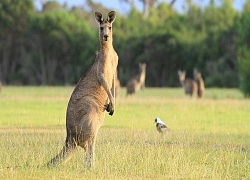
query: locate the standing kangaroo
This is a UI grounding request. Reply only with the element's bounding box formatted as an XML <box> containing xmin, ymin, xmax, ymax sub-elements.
<box><xmin>196</xmin><ymin>72</ymin><xmax>205</xmax><ymax>98</ymax></box>
<box><xmin>47</xmin><ymin>11</ymin><xmax>118</xmax><ymax>168</ymax></box>
<box><xmin>137</xmin><ymin>63</ymin><xmax>146</xmax><ymax>90</ymax></box>
<box><xmin>115</xmin><ymin>71</ymin><xmax>121</xmax><ymax>100</ymax></box>
<box><xmin>126</xmin><ymin>63</ymin><xmax>146</xmax><ymax>96</ymax></box>
<box><xmin>178</xmin><ymin>70</ymin><xmax>197</xmax><ymax>97</ymax></box>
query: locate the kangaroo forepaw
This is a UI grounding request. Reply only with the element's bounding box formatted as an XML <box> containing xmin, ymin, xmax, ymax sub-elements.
<box><xmin>109</xmin><ymin>110</ymin><xmax>114</xmax><ymax>116</ymax></box>
<box><xmin>105</xmin><ymin>103</ymin><xmax>114</xmax><ymax>116</ymax></box>
<box><xmin>105</xmin><ymin>103</ymin><xmax>111</xmax><ymax>112</ymax></box>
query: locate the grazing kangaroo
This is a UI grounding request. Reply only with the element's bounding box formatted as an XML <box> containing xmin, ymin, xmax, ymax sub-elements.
<box><xmin>47</xmin><ymin>11</ymin><xmax>118</xmax><ymax>168</ymax></box>
<box><xmin>196</xmin><ymin>72</ymin><xmax>205</xmax><ymax>98</ymax></box>
<box><xmin>178</xmin><ymin>70</ymin><xmax>197</xmax><ymax>97</ymax></box>
<box><xmin>126</xmin><ymin>63</ymin><xmax>146</xmax><ymax>96</ymax></box>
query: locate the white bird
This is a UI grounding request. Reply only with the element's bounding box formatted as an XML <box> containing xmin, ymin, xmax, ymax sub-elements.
<box><xmin>155</xmin><ymin>117</ymin><xmax>169</xmax><ymax>133</ymax></box>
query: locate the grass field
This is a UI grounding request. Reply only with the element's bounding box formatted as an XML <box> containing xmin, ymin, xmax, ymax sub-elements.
<box><xmin>0</xmin><ymin>86</ymin><xmax>249</xmax><ymax>179</ymax></box>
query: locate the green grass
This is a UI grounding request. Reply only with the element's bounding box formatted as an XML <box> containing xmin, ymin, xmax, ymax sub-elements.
<box><xmin>0</xmin><ymin>86</ymin><xmax>249</xmax><ymax>179</ymax></box>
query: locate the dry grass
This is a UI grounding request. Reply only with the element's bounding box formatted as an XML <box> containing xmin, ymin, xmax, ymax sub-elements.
<box><xmin>0</xmin><ymin>86</ymin><xmax>249</xmax><ymax>179</ymax></box>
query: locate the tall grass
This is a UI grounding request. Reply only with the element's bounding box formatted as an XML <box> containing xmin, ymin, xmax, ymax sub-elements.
<box><xmin>0</xmin><ymin>86</ymin><xmax>249</xmax><ymax>179</ymax></box>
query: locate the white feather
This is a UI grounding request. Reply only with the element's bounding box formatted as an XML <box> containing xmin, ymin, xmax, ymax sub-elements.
<box><xmin>155</xmin><ymin>117</ymin><xmax>165</xmax><ymax>125</ymax></box>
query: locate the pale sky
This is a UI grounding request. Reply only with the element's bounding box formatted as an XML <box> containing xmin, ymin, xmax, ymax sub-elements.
<box><xmin>35</xmin><ymin>0</ymin><xmax>247</xmax><ymax>13</ymax></box>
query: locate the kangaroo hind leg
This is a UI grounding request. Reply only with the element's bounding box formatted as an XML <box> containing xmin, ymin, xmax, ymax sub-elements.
<box><xmin>81</xmin><ymin>104</ymin><xmax>100</xmax><ymax>168</ymax></box>
<box><xmin>47</xmin><ymin>136</ymin><xmax>76</xmax><ymax>167</ymax></box>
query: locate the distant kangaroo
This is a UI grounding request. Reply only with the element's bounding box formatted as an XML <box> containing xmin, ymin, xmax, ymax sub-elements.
<box><xmin>178</xmin><ymin>70</ymin><xmax>197</xmax><ymax>97</ymax></box>
<box><xmin>196</xmin><ymin>71</ymin><xmax>205</xmax><ymax>98</ymax></box>
<box><xmin>47</xmin><ymin>11</ymin><xmax>118</xmax><ymax>168</ymax></box>
<box><xmin>137</xmin><ymin>63</ymin><xmax>146</xmax><ymax>90</ymax></box>
<box><xmin>126</xmin><ymin>63</ymin><xmax>146</xmax><ymax>96</ymax></box>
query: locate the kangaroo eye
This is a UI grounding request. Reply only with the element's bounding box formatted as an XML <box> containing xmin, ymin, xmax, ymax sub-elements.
<box><xmin>100</xmin><ymin>27</ymin><xmax>103</xmax><ymax>31</ymax></box>
<box><xmin>109</xmin><ymin>27</ymin><xmax>112</xmax><ymax>30</ymax></box>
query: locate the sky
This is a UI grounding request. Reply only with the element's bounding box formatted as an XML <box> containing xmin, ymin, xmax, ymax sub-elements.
<box><xmin>34</xmin><ymin>0</ymin><xmax>248</xmax><ymax>13</ymax></box>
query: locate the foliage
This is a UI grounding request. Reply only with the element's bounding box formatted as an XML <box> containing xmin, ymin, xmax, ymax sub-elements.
<box><xmin>237</xmin><ymin>2</ymin><xmax>250</xmax><ymax>97</ymax></box>
<box><xmin>0</xmin><ymin>0</ymin><xmax>248</xmax><ymax>91</ymax></box>
<box><xmin>0</xmin><ymin>0</ymin><xmax>34</xmax><ymax>84</ymax></box>
<box><xmin>29</xmin><ymin>9</ymin><xmax>97</xmax><ymax>85</ymax></box>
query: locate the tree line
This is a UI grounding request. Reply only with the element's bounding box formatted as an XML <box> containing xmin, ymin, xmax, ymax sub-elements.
<box><xmin>0</xmin><ymin>0</ymin><xmax>250</xmax><ymax>96</ymax></box>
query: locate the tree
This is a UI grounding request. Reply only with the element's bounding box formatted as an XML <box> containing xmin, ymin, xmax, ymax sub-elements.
<box><xmin>0</xmin><ymin>0</ymin><xmax>34</xmax><ymax>84</ymax></box>
<box><xmin>28</xmin><ymin>6</ymin><xmax>96</xmax><ymax>85</ymax></box>
<box><xmin>0</xmin><ymin>0</ymin><xmax>245</xmax><ymax>89</ymax></box>
<box><xmin>199</xmin><ymin>0</ymin><xmax>239</xmax><ymax>87</ymax></box>
<box><xmin>237</xmin><ymin>1</ymin><xmax>250</xmax><ymax>96</ymax></box>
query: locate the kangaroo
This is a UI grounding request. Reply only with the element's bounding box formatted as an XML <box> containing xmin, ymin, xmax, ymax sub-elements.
<box><xmin>137</xmin><ymin>63</ymin><xmax>146</xmax><ymax>90</ymax></box>
<box><xmin>115</xmin><ymin>71</ymin><xmax>121</xmax><ymax>99</ymax></box>
<box><xmin>178</xmin><ymin>70</ymin><xmax>197</xmax><ymax>97</ymax></box>
<box><xmin>126</xmin><ymin>63</ymin><xmax>146</xmax><ymax>95</ymax></box>
<box><xmin>196</xmin><ymin>72</ymin><xmax>205</xmax><ymax>98</ymax></box>
<box><xmin>47</xmin><ymin>11</ymin><xmax>118</xmax><ymax>168</ymax></box>
<box><xmin>126</xmin><ymin>78</ymin><xmax>141</xmax><ymax>96</ymax></box>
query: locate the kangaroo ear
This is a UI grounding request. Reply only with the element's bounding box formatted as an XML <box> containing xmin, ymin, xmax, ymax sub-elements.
<box><xmin>95</xmin><ymin>12</ymin><xmax>104</xmax><ymax>24</ymax></box>
<box><xmin>107</xmin><ymin>11</ymin><xmax>116</xmax><ymax>23</ymax></box>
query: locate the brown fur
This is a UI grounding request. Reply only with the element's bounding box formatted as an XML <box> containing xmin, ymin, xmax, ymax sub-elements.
<box><xmin>126</xmin><ymin>78</ymin><xmax>141</xmax><ymax>95</ymax></box>
<box><xmin>137</xmin><ymin>63</ymin><xmax>146</xmax><ymax>90</ymax></box>
<box><xmin>178</xmin><ymin>70</ymin><xmax>197</xmax><ymax>97</ymax></box>
<box><xmin>115</xmin><ymin>71</ymin><xmax>121</xmax><ymax>99</ymax></box>
<box><xmin>47</xmin><ymin>11</ymin><xmax>118</xmax><ymax>168</ymax></box>
<box><xmin>126</xmin><ymin>63</ymin><xmax>146</xmax><ymax>95</ymax></box>
<box><xmin>197</xmin><ymin>72</ymin><xmax>205</xmax><ymax>98</ymax></box>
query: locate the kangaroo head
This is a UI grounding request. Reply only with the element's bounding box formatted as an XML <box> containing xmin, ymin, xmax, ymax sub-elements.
<box><xmin>178</xmin><ymin>70</ymin><xmax>186</xmax><ymax>82</ymax></box>
<box><xmin>95</xmin><ymin>11</ymin><xmax>116</xmax><ymax>42</ymax></box>
<box><xmin>197</xmin><ymin>72</ymin><xmax>202</xmax><ymax>78</ymax></box>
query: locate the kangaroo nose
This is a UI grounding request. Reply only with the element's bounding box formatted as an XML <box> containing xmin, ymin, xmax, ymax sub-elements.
<box><xmin>103</xmin><ymin>35</ymin><xmax>108</xmax><ymax>41</ymax></box>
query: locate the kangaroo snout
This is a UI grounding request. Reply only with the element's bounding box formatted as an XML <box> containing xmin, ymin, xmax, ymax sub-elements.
<box><xmin>103</xmin><ymin>35</ymin><xmax>108</xmax><ymax>41</ymax></box>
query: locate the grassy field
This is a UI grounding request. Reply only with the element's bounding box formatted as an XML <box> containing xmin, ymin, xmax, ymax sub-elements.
<box><xmin>0</xmin><ymin>86</ymin><xmax>249</xmax><ymax>179</ymax></box>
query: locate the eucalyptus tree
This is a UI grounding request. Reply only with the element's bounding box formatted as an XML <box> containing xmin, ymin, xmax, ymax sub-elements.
<box><xmin>237</xmin><ymin>1</ymin><xmax>250</xmax><ymax>96</ymax></box>
<box><xmin>0</xmin><ymin>0</ymin><xmax>34</xmax><ymax>84</ymax></box>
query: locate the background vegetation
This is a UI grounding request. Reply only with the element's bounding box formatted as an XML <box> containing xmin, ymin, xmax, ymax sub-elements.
<box><xmin>0</xmin><ymin>0</ymin><xmax>250</xmax><ymax>96</ymax></box>
<box><xmin>0</xmin><ymin>86</ymin><xmax>249</xmax><ymax>179</ymax></box>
